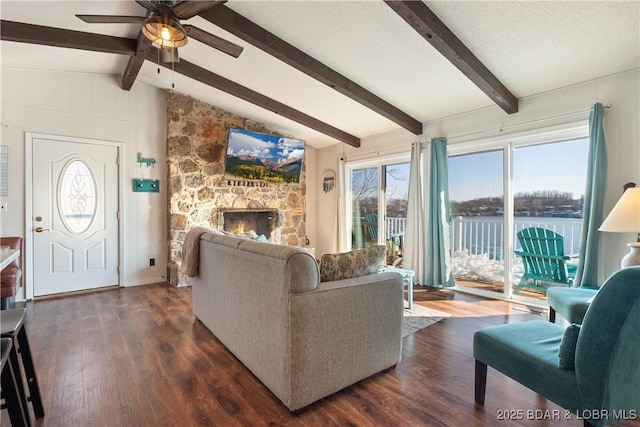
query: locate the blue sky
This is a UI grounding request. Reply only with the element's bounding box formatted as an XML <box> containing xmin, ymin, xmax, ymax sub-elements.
<box><xmin>353</xmin><ymin>138</ymin><xmax>589</xmax><ymax>203</ymax></box>
<box><xmin>227</xmin><ymin>128</ymin><xmax>305</xmax><ymax>163</ymax></box>
<box><xmin>386</xmin><ymin>162</ymin><xmax>410</xmax><ymax>200</ymax></box>
<box><xmin>448</xmin><ymin>138</ymin><xmax>589</xmax><ymax>201</ymax></box>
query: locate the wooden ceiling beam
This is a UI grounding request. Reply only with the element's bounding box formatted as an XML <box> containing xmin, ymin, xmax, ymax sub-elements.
<box><xmin>121</xmin><ymin>31</ymin><xmax>154</xmax><ymax>91</ymax></box>
<box><xmin>1</xmin><ymin>19</ymin><xmax>360</xmax><ymax>146</ymax></box>
<box><xmin>148</xmin><ymin>50</ymin><xmax>361</xmax><ymax>147</ymax></box>
<box><xmin>199</xmin><ymin>5</ymin><xmax>423</xmax><ymax>135</ymax></box>
<box><xmin>172</xmin><ymin>1</ymin><xmax>227</xmax><ymax>20</ymax></box>
<box><xmin>0</xmin><ymin>20</ymin><xmax>136</xmax><ymax>56</ymax></box>
<box><xmin>384</xmin><ymin>1</ymin><xmax>518</xmax><ymax>114</ymax></box>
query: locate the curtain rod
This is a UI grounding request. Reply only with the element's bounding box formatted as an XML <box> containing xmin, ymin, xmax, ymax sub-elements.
<box><xmin>346</xmin><ymin>104</ymin><xmax>612</xmax><ymax>161</ymax></box>
<box><xmin>346</xmin><ymin>144</ymin><xmax>421</xmax><ymax>161</ymax></box>
<box><xmin>447</xmin><ymin>104</ymin><xmax>612</xmax><ymax>141</ymax></box>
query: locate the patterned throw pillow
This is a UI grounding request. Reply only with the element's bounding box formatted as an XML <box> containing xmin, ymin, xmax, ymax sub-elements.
<box><xmin>319</xmin><ymin>245</ymin><xmax>386</xmax><ymax>282</ymax></box>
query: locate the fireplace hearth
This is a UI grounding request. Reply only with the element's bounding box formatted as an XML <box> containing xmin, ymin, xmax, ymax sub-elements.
<box><xmin>220</xmin><ymin>209</ymin><xmax>279</xmax><ymax>241</ymax></box>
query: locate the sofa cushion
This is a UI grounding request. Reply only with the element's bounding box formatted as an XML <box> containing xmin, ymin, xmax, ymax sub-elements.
<box><xmin>558</xmin><ymin>323</ymin><xmax>580</xmax><ymax>370</ymax></box>
<box><xmin>319</xmin><ymin>245</ymin><xmax>386</xmax><ymax>282</ymax></box>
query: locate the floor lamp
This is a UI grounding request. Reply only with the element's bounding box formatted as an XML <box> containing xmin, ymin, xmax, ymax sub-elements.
<box><xmin>598</xmin><ymin>184</ymin><xmax>640</xmax><ymax>268</ymax></box>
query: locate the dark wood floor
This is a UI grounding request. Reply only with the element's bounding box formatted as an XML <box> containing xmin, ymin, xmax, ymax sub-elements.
<box><xmin>5</xmin><ymin>283</ymin><xmax>639</xmax><ymax>427</ymax></box>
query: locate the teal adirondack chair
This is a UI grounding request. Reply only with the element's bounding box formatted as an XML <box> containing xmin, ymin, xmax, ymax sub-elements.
<box><xmin>514</xmin><ymin>227</ymin><xmax>577</xmax><ymax>294</ymax></box>
<box><xmin>362</xmin><ymin>213</ymin><xmax>379</xmax><ymax>243</ymax></box>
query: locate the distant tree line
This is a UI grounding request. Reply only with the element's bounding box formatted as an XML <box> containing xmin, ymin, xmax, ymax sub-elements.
<box><xmin>351</xmin><ymin>167</ymin><xmax>583</xmax><ymax>219</ymax></box>
<box><xmin>352</xmin><ymin>196</ymin><xmax>408</xmax><ymax>218</ymax></box>
<box><xmin>351</xmin><ymin>167</ymin><xmax>409</xmax><ymax>218</ymax></box>
<box><xmin>451</xmin><ymin>191</ymin><xmax>584</xmax><ymax>217</ymax></box>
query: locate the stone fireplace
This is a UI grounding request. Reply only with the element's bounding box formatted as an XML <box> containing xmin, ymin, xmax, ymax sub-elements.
<box><xmin>167</xmin><ymin>92</ymin><xmax>307</xmax><ymax>285</ymax></box>
<box><xmin>220</xmin><ymin>209</ymin><xmax>279</xmax><ymax>241</ymax></box>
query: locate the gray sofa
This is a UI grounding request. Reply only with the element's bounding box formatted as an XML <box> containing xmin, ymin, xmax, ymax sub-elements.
<box><xmin>191</xmin><ymin>232</ymin><xmax>404</xmax><ymax>411</ymax></box>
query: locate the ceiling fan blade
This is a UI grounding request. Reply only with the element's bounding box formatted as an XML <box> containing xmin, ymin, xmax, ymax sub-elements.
<box><xmin>76</xmin><ymin>15</ymin><xmax>146</xmax><ymax>24</ymax></box>
<box><xmin>172</xmin><ymin>1</ymin><xmax>226</xmax><ymax>20</ymax></box>
<box><xmin>183</xmin><ymin>24</ymin><xmax>243</xmax><ymax>58</ymax></box>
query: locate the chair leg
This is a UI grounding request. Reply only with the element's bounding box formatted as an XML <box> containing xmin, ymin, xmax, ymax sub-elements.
<box><xmin>474</xmin><ymin>360</ymin><xmax>487</xmax><ymax>405</ymax></box>
<box><xmin>16</xmin><ymin>326</ymin><xmax>44</xmax><ymax>419</ymax></box>
<box><xmin>513</xmin><ymin>276</ymin><xmax>528</xmax><ymax>295</ymax></box>
<box><xmin>3</xmin><ymin>342</ymin><xmax>30</xmax><ymax>427</ymax></box>
<box><xmin>1</xmin><ymin>296</ymin><xmax>16</xmax><ymax>310</ymax></box>
<box><xmin>7</xmin><ymin>337</ymin><xmax>31</xmax><ymax>425</ymax></box>
<box><xmin>549</xmin><ymin>307</ymin><xmax>556</xmax><ymax>323</ymax></box>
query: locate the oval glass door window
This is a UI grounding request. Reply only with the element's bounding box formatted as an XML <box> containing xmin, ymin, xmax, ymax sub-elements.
<box><xmin>58</xmin><ymin>159</ymin><xmax>97</xmax><ymax>234</ymax></box>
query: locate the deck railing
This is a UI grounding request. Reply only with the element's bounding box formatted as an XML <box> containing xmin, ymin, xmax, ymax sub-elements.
<box><xmin>386</xmin><ymin>217</ymin><xmax>406</xmax><ymax>236</ymax></box>
<box><xmin>385</xmin><ymin>216</ymin><xmax>583</xmax><ymax>260</ymax></box>
<box><xmin>450</xmin><ymin>216</ymin><xmax>583</xmax><ymax>260</ymax></box>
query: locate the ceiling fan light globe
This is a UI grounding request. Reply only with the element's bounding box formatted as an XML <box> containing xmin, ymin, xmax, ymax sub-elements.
<box><xmin>161</xmin><ymin>27</ymin><xmax>171</xmax><ymax>41</ymax></box>
<box><xmin>142</xmin><ymin>12</ymin><xmax>188</xmax><ymax>48</ymax></box>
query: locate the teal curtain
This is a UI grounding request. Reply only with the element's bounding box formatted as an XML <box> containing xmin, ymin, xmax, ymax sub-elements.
<box><xmin>426</xmin><ymin>138</ymin><xmax>454</xmax><ymax>287</ymax></box>
<box><xmin>405</xmin><ymin>138</ymin><xmax>454</xmax><ymax>287</ymax></box>
<box><xmin>575</xmin><ymin>103</ymin><xmax>607</xmax><ymax>286</ymax></box>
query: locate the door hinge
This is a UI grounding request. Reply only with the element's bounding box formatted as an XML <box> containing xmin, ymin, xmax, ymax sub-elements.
<box><xmin>116</xmin><ymin>156</ymin><xmax>120</xmax><ymax>166</ymax></box>
<box><xmin>116</xmin><ymin>211</ymin><xmax>120</xmax><ymax>220</ymax></box>
<box><xmin>117</xmin><ymin>266</ymin><xmax>120</xmax><ymax>276</ymax></box>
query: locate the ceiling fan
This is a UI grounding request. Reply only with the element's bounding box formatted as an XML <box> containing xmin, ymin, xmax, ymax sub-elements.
<box><xmin>76</xmin><ymin>0</ymin><xmax>243</xmax><ymax>63</ymax></box>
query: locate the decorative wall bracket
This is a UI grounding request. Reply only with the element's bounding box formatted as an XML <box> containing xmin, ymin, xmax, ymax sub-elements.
<box><xmin>137</xmin><ymin>152</ymin><xmax>156</xmax><ymax>168</ymax></box>
<box><xmin>133</xmin><ymin>178</ymin><xmax>159</xmax><ymax>192</ymax></box>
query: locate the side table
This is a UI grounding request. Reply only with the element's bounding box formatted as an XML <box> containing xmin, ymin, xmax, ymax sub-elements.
<box><xmin>379</xmin><ymin>265</ymin><xmax>415</xmax><ymax>309</ymax></box>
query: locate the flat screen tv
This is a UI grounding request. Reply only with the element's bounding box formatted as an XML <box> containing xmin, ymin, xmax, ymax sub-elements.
<box><xmin>225</xmin><ymin>128</ymin><xmax>305</xmax><ymax>184</ymax></box>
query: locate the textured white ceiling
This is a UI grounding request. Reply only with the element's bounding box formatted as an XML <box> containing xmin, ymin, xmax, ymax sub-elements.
<box><xmin>1</xmin><ymin>1</ymin><xmax>639</xmax><ymax>149</ymax></box>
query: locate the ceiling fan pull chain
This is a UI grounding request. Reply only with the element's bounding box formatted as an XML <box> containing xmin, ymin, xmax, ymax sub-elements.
<box><xmin>171</xmin><ymin>49</ymin><xmax>175</xmax><ymax>89</ymax></box>
<box><xmin>157</xmin><ymin>47</ymin><xmax>160</xmax><ymax>74</ymax></box>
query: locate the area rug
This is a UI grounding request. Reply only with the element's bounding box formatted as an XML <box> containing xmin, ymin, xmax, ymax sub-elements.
<box><xmin>402</xmin><ymin>304</ymin><xmax>451</xmax><ymax>337</ymax></box>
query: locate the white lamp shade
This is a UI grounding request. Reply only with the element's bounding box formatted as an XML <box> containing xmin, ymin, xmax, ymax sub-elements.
<box><xmin>599</xmin><ymin>188</ymin><xmax>640</xmax><ymax>233</ymax></box>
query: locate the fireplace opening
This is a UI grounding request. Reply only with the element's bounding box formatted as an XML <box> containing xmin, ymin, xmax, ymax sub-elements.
<box><xmin>221</xmin><ymin>209</ymin><xmax>279</xmax><ymax>241</ymax></box>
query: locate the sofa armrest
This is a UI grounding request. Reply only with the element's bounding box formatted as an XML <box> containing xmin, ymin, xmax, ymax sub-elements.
<box><xmin>286</xmin><ymin>271</ymin><xmax>403</xmax><ymax>410</ymax></box>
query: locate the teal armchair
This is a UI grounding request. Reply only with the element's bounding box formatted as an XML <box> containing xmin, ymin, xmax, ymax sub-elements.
<box><xmin>474</xmin><ymin>266</ymin><xmax>640</xmax><ymax>427</ymax></box>
<box><xmin>547</xmin><ymin>285</ymin><xmax>599</xmax><ymax>323</ymax></box>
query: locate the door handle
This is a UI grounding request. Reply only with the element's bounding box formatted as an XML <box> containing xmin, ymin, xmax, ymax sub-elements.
<box><xmin>35</xmin><ymin>227</ymin><xmax>49</xmax><ymax>233</ymax></box>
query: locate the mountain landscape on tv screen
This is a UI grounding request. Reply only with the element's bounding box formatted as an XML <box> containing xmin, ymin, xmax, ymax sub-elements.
<box><xmin>225</xmin><ymin>128</ymin><xmax>305</xmax><ymax>184</ymax></box>
<box><xmin>225</xmin><ymin>155</ymin><xmax>303</xmax><ymax>183</ymax></box>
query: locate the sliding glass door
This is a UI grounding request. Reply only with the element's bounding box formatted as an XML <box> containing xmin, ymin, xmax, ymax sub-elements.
<box><xmin>347</xmin><ymin>155</ymin><xmax>410</xmax><ymax>265</ymax></box>
<box><xmin>448</xmin><ymin>123</ymin><xmax>589</xmax><ymax>302</ymax></box>
<box><xmin>449</xmin><ymin>149</ymin><xmax>506</xmax><ymax>293</ymax></box>
<box><xmin>351</xmin><ymin>167</ymin><xmax>379</xmax><ymax>250</ymax></box>
<box><xmin>385</xmin><ymin>163</ymin><xmax>410</xmax><ymax>265</ymax></box>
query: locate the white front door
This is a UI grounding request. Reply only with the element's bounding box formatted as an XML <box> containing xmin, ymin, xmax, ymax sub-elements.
<box><xmin>31</xmin><ymin>135</ymin><xmax>120</xmax><ymax>296</ymax></box>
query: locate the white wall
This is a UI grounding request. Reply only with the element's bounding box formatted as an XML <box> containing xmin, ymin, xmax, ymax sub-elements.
<box><xmin>304</xmin><ymin>146</ymin><xmax>318</xmax><ymax>251</ymax></box>
<box><xmin>0</xmin><ymin>67</ymin><xmax>168</xmax><ymax>296</ymax></box>
<box><xmin>316</xmin><ymin>69</ymin><xmax>640</xmax><ymax>283</ymax></box>
<box><xmin>314</xmin><ymin>143</ymin><xmax>344</xmax><ymax>254</ymax></box>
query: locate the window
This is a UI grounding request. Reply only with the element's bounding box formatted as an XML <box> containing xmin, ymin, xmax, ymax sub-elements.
<box><xmin>346</xmin><ymin>155</ymin><xmax>410</xmax><ymax>265</ymax></box>
<box><xmin>58</xmin><ymin>159</ymin><xmax>97</xmax><ymax>234</ymax></box>
<box><xmin>448</xmin><ymin>122</ymin><xmax>589</xmax><ymax>302</ymax></box>
<box><xmin>449</xmin><ymin>149</ymin><xmax>505</xmax><ymax>287</ymax></box>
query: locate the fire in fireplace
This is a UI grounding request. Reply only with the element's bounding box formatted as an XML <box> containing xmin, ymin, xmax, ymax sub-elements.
<box><xmin>221</xmin><ymin>209</ymin><xmax>279</xmax><ymax>241</ymax></box>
